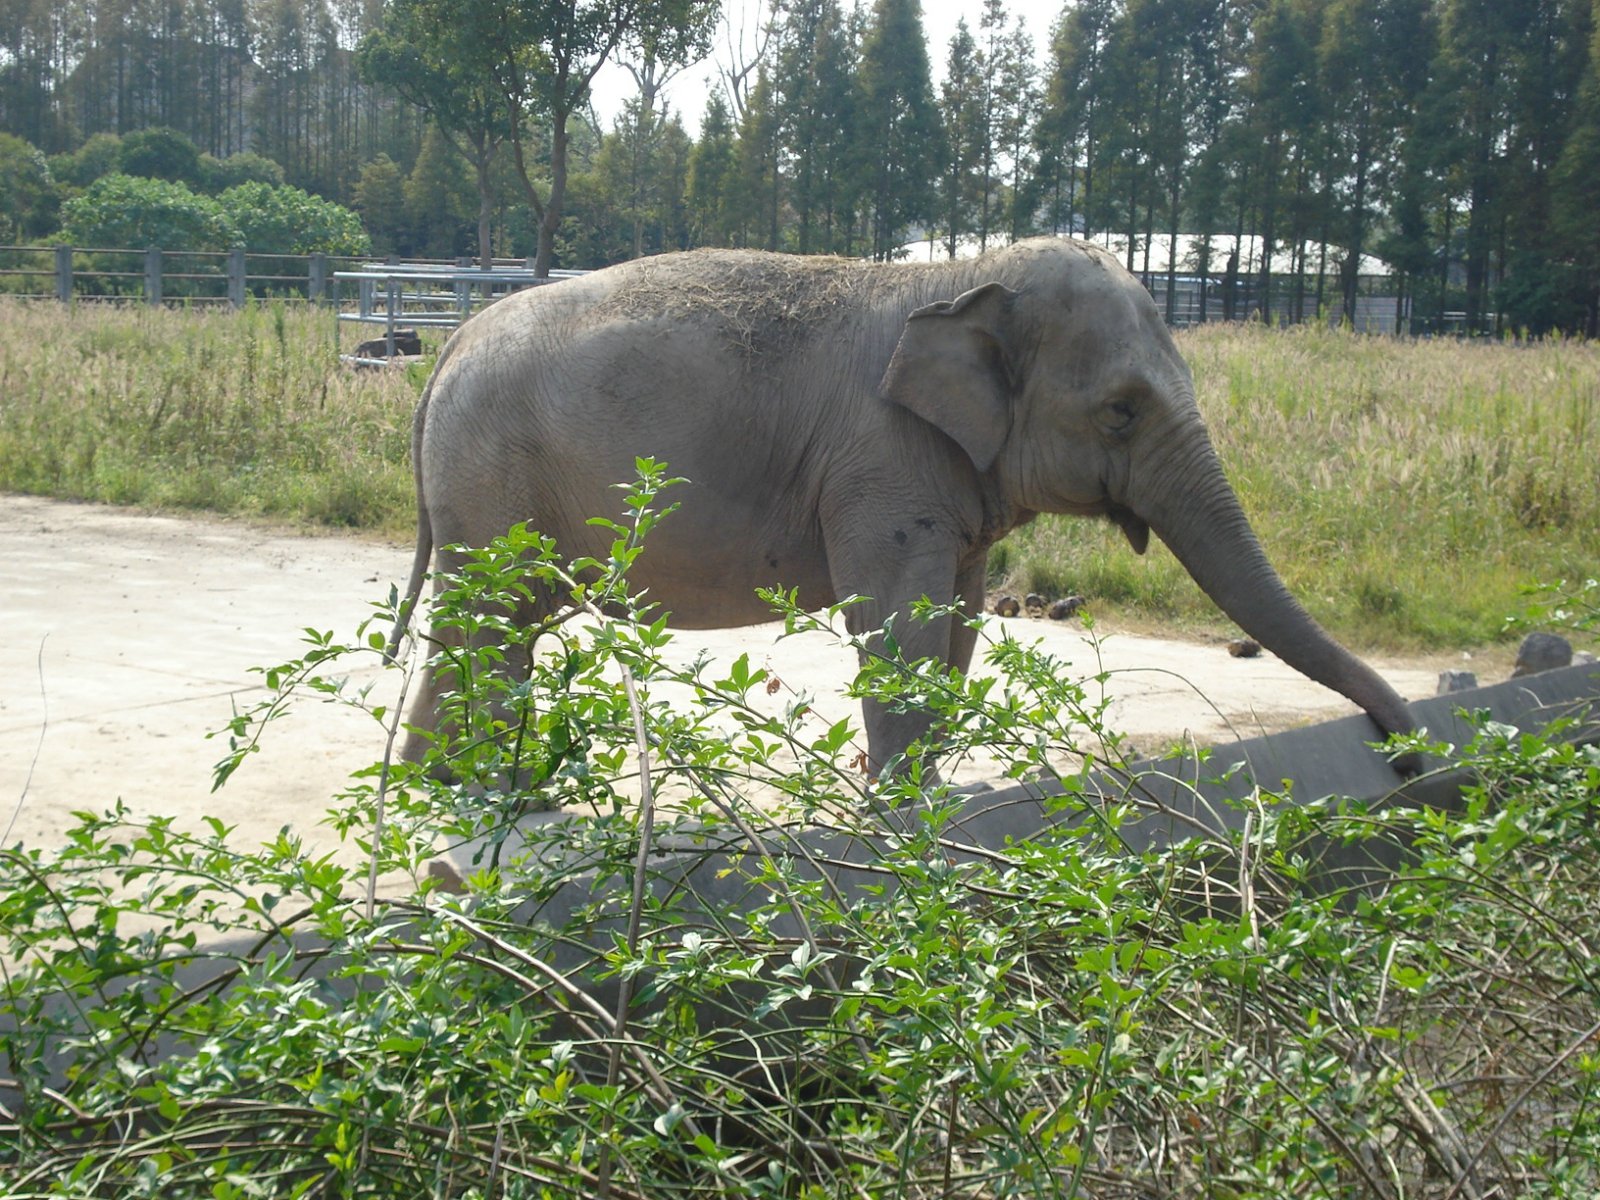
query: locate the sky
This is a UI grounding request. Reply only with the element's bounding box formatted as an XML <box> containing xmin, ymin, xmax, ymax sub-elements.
<box><xmin>587</xmin><ymin>0</ymin><xmax>1054</xmax><ymax>135</ymax></box>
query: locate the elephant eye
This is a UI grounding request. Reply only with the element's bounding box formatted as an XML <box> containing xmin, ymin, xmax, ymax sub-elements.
<box><xmin>1105</xmin><ymin>398</ymin><xmax>1138</xmax><ymax>433</ymax></box>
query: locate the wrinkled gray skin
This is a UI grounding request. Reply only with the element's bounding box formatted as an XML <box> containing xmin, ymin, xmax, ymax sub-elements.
<box><xmin>390</xmin><ymin>239</ymin><xmax>1414</xmax><ymax>771</ymax></box>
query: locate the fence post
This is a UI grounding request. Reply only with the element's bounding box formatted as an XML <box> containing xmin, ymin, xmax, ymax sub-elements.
<box><xmin>385</xmin><ymin>277</ymin><xmax>398</xmax><ymax>358</ymax></box>
<box><xmin>145</xmin><ymin>247</ymin><xmax>162</xmax><ymax>306</ymax></box>
<box><xmin>310</xmin><ymin>252</ymin><xmax>327</xmax><ymax>304</ymax></box>
<box><xmin>55</xmin><ymin>246</ymin><xmax>72</xmax><ymax>303</ymax></box>
<box><xmin>228</xmin><ymin>247</ymin><xmax>246</xmax><ymax>308</ymax></box>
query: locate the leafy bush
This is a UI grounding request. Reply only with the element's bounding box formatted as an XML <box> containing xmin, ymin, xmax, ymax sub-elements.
<box><xmin>3</xmin><ymin>466</ymin><xmax>1598</xmax><ymax>1197</ymax></box>
<box><xmin>58</xmin><ymin>173</ymin><xmax>235</xmax><ymax>252</ymax></box>
<box><xmin>47</xmin><ymin>132</ymin><xmax>122</xmax><ymax>191</ymax></box>
<box><xmin>115</xmin><ymin>126</ymin><xmax>204</xmax><ymax>188</ymax></box>
<box><xmin>218</xmin><ymin>181</ymin><xmax>371</xmax><ymax>255</ymax></box>
<box><xmin>0</xmin><ymin>132</ymin><xmax>59</xmax><ymax>240</ymax></box>
<box><xmin>198</xmin><ymin>151</ymin><xmax>286</xmax><ymax>194</ymax></box>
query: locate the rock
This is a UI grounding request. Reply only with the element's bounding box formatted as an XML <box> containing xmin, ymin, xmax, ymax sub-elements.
<box><xmin>1226</xmin><ymin>638</ymin><xmax>1261</xmax><ymax>658</ymax></box>
<box><xmin>991</xmin><ymin>593</ymin><xmax>1021</xmax><ymax>618</ymax></box>
<box><xmin>352</xmin><ymin>327</ymin><xmax>423</xmax><ymax>359</ymax></box>
<box><xmin>1436</xmin><ymin>669</ymin><xmax>1479</xmax><ymax>695</ymax></box>
<box><xmin>1511</xmin><ymin>631</ymin><xmax>1573</xmax><ymax>678</ymax></box>
<box><xmin>1048</xmin><ymin>595</ymin><xmax>1086</xmax><ymax>620</ymax></box>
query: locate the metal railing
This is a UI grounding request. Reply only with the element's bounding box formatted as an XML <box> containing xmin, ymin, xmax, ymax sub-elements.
<box><xmin>0</xmin><ymin>245</ymin><xmax>373</xmax><ymax>305</ymax></box>
<box><xmin>334</xmin><ymin>262</ymin><xmax>585</xmax><ymax>365</ymax></box>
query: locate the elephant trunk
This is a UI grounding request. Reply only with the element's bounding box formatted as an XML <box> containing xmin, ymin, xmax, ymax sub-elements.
<box><xmin>1134</xmin><ymin>418</ymin><xmax>1416</xmax><ymax>745</ymax></box>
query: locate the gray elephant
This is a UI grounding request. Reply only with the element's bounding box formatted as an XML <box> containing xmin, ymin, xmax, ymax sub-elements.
<box><xmin>389</xmin><ymin>239</ymin><xmax>1414</xmax><ymax>772</ymax></box>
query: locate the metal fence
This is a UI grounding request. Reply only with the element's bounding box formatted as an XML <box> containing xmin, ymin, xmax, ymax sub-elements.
<box><xmin>0</xmin><ymin>245</ymin><xmax>375</xmax><ymax>305</ymax></box>
<box><xmin>334</xmin><ymin>262</ymin><xmax>585</xmax><ymax>365</ymax></box>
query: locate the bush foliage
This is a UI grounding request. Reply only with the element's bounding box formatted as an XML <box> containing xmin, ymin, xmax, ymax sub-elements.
<box><xmin>56</xmin><ymin>173</ymin><xmax>370</xmax><ymax>256</ymax></box>
<box><xmin>3</xmin><ymin>467</ymin><xmax>1597</xmax><ymax>1196</ymax></box>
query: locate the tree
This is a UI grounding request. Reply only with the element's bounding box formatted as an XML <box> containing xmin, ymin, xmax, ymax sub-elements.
<box><xmin>48</xmin><ymin>132</ymin><xmax>123</xmax><ymax>191</ymax></box>
<box><xmin>1320</xmin><ymin>0</ymin><xmax>1432</xmax><ymax>324</ymax></box>
<box><xmin>1034</xmin><ymin>0</ymin><xmax>1118</xmax><ymax>238</ymax></box>
<box><xmin>0</xmin><ymin>131</ymin><xmax>57</xmax><ymax>239</ymax></box>
<box><xmin>358</xmin><ymin>0</ymin><xmax>516</xmax><ymax>265</ymax></box>
<box><xmin>199</xmin><ymin>151</ymin><xmax>288</xmax><ymax>195</ymax></box>
<box><xmin>686</xmin><ymin>90</ymin><xmax>739</xmax><ymax>245</ymax></box>
<box><xmin>221</xmin><ymin>181</ymin><xmax>371</xmax><ymax>255</ymax></box>
<box><xmin>856</xmin><ymin>0</ymin><xmax>942</xmax><ymax>259</ymax></box>
<box><xmin>403</xmin><ymin>123</ymin><xmax>476</xmax><ymax>258</ymax></box>
<box><xmin>117</xmin><ymin>126</ymin><xmax>205</xmax><ymax>187</ymax></box>
<box><xmin>773</xmin><ymin>0</ymin><xmax>861</xmax><ymax>254</ymax></box>
<box><xmin>59</xmin><ymin>173</ymin><xmax>235</xmax><ymax>252</ymax></box>
<box><xmin>937</xmin><ymin>20</ymin><xmax>985</xmax><ymax>256</ymax></box>
<box><xmin>997</xmin><ymin>21</ymin><xmax>1040</xmax><ymax>243</ymax></box>
<box><xmin>1551</xmin><ymin>13</ymin><xmax>1600</xmax><ymax>334</ymax></box>
<box><xmin>354</xmin><ymin>153</ymin><xmax>409</xmax><ymax>255</ymax></box>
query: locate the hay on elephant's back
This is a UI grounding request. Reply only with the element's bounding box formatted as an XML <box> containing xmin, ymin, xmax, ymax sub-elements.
<box><xmin>595</xmin><ymin>250</ymin><xmax>892</xmax><ymax>356</ymax></box>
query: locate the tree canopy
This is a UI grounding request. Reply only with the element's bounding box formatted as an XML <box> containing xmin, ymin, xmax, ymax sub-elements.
<box><xmin>3</xmin><ymin>0</ymin><xmax>1598</xmax><ymax>331</ymax></box>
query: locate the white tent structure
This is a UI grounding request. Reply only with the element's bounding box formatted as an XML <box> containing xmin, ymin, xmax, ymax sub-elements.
<box><xmin>896</xmin><ymin>230</ymin><xmax>1407</xmax><ymax>332</ymax></box>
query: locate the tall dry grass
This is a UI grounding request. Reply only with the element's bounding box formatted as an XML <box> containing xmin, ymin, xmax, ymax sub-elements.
<box><xmin>0</xmin><ymin>299</ymin><xmax>422</xmax><ymax>531</ymax></box>
<box><xmin>0</xmin><ymin>300</ymin><xmax>1593</xmax><ymax>649</ymax></box>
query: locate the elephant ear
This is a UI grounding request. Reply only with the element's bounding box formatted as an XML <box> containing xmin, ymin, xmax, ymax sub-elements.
<box><xmin>879</xmin><ymin>281</ymin><xmax>1020</xmax><ymax>472</ymax></box>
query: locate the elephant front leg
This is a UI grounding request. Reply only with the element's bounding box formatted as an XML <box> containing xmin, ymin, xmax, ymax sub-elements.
<box><xmin>826</xmin><ymin>531</ymin><xmax>964</xmax><ymax>777</ymax></box>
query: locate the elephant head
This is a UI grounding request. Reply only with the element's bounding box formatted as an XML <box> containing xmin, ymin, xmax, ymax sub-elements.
<box><xmin>879</xmin><ymin>240</ymin><xmax>1416</xmax><ymax>753</ymax></box>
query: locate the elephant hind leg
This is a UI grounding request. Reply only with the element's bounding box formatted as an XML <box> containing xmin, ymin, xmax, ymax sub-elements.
<box><xmin>397</xmin><ymin>562</ymin><xmax>549</xmax><ymax>770</ymax></box>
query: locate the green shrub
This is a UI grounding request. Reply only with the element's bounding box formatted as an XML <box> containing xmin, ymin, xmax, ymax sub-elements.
<box><xmin>218</xmin><ymin>180</ymin><xmax>371</xmax><ymax>255</ymax></box>
<box><xmin>4</xmin><ymin>468</ymin><xmax>1598</xmax><ymax>1197</ymax></box>
<box><xmin>58</xmin><ymin>172</ymin><xmax>236</xmax><ymax>251</ymax></box>
<box><xmin>198</xmin><ymin>150</ymin><xmax>286</xmax><ymax>194</ymax></box>
<box><xmin>115</xmin><ymin>125</ymin><xmax>204</xmax><ymax>188</ymax></box>
<box><xmin>0</xmin><ymin>132</ymin><xmax>58</xmax><ymax>240</ymax></box>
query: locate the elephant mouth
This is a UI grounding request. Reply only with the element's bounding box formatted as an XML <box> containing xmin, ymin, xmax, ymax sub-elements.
<box><xmin>1107</xmin><ymin>505</ymin><xmax>1151</xmax><ymax>555</ymax></box>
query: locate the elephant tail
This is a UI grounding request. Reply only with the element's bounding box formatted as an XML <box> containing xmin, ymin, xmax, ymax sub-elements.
<box><xmin>385</xmin><ymin>336</ymin><xmax>457</xmax><ymax>662</ymax></box>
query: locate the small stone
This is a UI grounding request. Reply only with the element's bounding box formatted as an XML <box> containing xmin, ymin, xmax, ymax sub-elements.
<box><xmin>1227</xmin><ymin>638</ymin><xmax>1262</xmax><ymax>658</ymax></box>
<box><xmin>1511</xmin><ymin>631</ymin><xmax>1573</xmax><ymax>677</ymax></box>
<box><xmin>1048</xmin><ymin>595</ymin><xmax>1086</xmax><ymax>620</ymax></box>
<box><xmin>991</xmin><ymin>593</ymin><xmax>1021</xmax><ymax>618</ymax></box>
<box><xmin>1436</xmin><ymin>669</ymin><xmax>1479</xmax><ymax>695</ymax></box>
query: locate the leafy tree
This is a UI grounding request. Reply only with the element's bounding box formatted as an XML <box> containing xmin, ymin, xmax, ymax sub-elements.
<box><xmin>0</xmin><ymin>131</ymin><xmax>57</xmax><ymax>239</ymax></box>
<box><xmin>686</xmin><ymin>89</ymin><xmax>739</xmax><ymax>246</ymax></box>
<box><xmin>220</xmin><ymin>181</ymin><xmax>371</xmax><ymax>255</ymax></box>
<box><xmin>47</xmin><ymin>132</ymin><xmax>123</xmax><ymax>191</ymax></box>
<box><xmin>997</xmin><ymin>21</ymin><xmax>1039</xmax><ymax>243</ymax></box>
<box><xmin>402</xmin><ymin>123</ymin><xmax>476</xmax><ymax>258</ymax></box>
<box><xmin>1035</xmin><ymin>0</ymin><xmax>1118</xmax><ymax>238</ymax></box>
<box><xmin>358</xmin><ymin>0</ymin><xmax>515</xmax><ymax>266</ymax></box>
<box><xmin>199</xmin><ymin>150</ymin><xmax>288</xmax><ymax>194</ymax></box>
<box><xmin>773</xmin><ymin>0</ymin><xmax>861</xmax><ymax>254</ymax></box>
<box><xmin>117</xmin><ymin>126</ymin><xmax>205</xmax><ymax>187</ymax></box>
<box><xmin>353</xmin><ymin>153</ymin><xmax>409</xmax><ymax>256</ymax></box>
<box><xmin>856</xmin><ymin>0</ymin><xmax>942</xmax><ymax>259</ymax></box>
<box><xmin>1319</xmin><ymin>0</ymin><xmax>1433</xmax><ymax>325</ymax></box>
<box><xmin>1550</xmin><ymin>13</ymin><xmax>1600</xmax><ymax>335</ymax></box>
<box><xmin>734</xmin><ymin>68</ymin><xmax>783</xmax><ymax>248</ymax></box>
<box><xmin>937</xmin><ymin>20</ymin><xmax>985</xmax><ymax>256</ymax></box>
<box><xmin>59</xmin><ymin>173</ymin><xmax>235</xmax><ymax>251</ymax></box>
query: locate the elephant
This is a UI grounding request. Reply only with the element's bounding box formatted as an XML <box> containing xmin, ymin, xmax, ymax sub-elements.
<box><xmin>387</xmin><ymin>238</ymin><xmax>1415</xmax><ymax>774</ymax></box>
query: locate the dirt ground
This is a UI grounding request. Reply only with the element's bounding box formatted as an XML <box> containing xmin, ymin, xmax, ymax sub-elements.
<box><xmin>0</xmin><ymin>494</ymin><xmax>1496</xmax><ymax>861</ymax></box>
